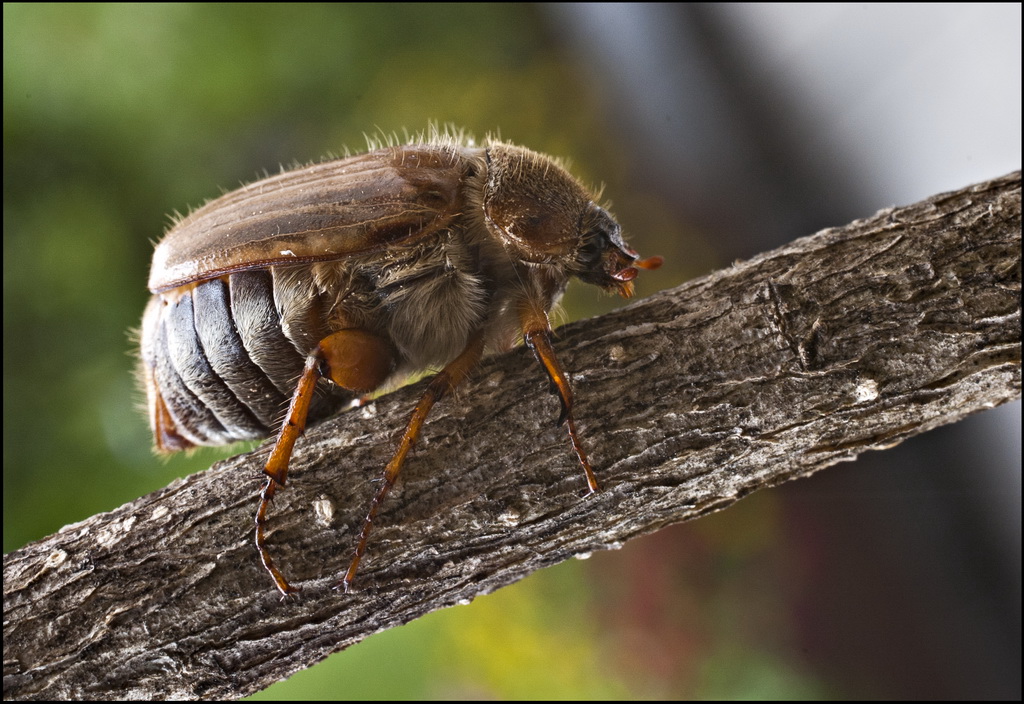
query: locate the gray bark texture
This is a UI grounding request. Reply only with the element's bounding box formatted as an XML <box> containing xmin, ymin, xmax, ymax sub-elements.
<box><xmin>4</xmin><ymin>171</ymin><xmax>1021</xmax><ymax>701</ymax></box>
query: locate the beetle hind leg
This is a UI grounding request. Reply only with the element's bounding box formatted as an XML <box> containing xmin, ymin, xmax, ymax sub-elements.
<box><xmin>256</xmin><ymin>328</ymin><xmax>396</xmax><ymax>596</ymax></box>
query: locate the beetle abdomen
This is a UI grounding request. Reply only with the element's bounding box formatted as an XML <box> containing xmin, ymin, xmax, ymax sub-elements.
<box><xmin>141</xmin><ymin>268</ymin><xmax>351</xmax><ymax>450</ymax></box>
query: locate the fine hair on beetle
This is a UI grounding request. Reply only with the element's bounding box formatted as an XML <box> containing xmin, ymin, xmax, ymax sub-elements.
<box><xmin>138</xmin><ymin>126</ymin><xmax>661</xmax><ymax>595</ymax></box>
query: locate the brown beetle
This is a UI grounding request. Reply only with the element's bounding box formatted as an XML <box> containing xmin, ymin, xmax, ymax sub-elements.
<box><xmin>139</xmin><ymin>133</ymin><xmax>661</xmax><ymax>595</ymax></box>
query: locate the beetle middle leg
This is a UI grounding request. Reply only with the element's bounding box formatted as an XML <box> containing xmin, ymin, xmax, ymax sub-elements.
<box><xmin>340</xmin><ymin>330</ymin><xmax>486</xmax><ymax>592</ymax></box>
<box><xmin>256</xmin><ymin>328</ymin><xmax>395</xmax><ymax>596</ymax></box>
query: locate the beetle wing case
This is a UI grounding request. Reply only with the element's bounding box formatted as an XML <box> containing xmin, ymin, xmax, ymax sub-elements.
<box><xmin>149</xmin><ymin>146</ymin><xmax>470</xmax><ymax>292</ymax></box>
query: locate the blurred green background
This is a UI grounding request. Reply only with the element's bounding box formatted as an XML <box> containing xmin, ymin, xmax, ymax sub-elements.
<box><xmin>5</xmin><ymin>4</ymin><xmax>1018</xmax><ymax>700</ymax></box>
<box><xmin>1</xmin><ymin>4</ymin><xmax>713</xmax><ymax>700</ymax></box>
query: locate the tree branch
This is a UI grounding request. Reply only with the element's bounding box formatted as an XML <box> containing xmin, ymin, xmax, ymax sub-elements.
<box><xmin>4</xmin><ymin>172</ymin><xmax>1021</xmax><ymax>701</ymax></box>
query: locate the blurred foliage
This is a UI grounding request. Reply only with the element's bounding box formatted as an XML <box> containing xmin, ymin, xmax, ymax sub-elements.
<box><xmin>5</xmin><ymin>0</ymin><xmax>685</xmax><ymax>555</ymax></box>
<box><xmin>4</xmin><ymin>4</ymin><xmax>812</xmax><ymax>700</ymax></box>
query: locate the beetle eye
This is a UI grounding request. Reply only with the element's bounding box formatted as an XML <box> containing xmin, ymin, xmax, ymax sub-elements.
<box><xmin>577</xmin><ymin>230</ymin><xmax>608</xmax><ymax>269</ymax></box>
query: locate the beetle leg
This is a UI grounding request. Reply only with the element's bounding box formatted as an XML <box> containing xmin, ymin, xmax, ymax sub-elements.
<box><xmin>257</xmin><ymin>328</ymin><xmax>396</xmax><ymax>596</ymax></box>
<box><xmin>520</xmin><ymin>307</ymin><xmax>601</xmax><ymax>494</ymax></box>
<box><xmin>340</xmin><ymin>330</ymin><xmax>486</xmax><ymax>592</ymax></box>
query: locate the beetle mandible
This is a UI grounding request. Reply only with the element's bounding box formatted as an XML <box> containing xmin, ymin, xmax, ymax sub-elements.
<box><xmin>139</xmin><ymin>132</ymin><xmax>662</xmax><ymax>595</ymax></box>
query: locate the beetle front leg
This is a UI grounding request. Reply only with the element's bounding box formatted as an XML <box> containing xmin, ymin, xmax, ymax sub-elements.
<box><xmin>520</xmin><ymin>307</ymin><xmax>600</xmax><ymax>494</ymax></box>
<box><xmin>256</xmin><ymin>328</ymin><xmax>395</xmax><ymax>596</ymax></box>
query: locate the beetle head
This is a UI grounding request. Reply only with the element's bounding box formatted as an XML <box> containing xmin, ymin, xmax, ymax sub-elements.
<box><xmin>482</xmin><ymin>143</ymin><xmax>661</xmax><ymax>297</ymax></box>
<box><xmin>571</xmin><ymin>203</ymin><xmax>662</xmax><ymax>297</ymax></box>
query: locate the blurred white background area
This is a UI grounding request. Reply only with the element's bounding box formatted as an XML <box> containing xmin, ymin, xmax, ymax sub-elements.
<box><xmin>548</xmin><ymin>3</ymin><xmax>1020</xmax><ymax>698</ymax></box>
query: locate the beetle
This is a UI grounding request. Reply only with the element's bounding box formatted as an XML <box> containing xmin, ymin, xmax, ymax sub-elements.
<box><xmin>139</xmin><ymin>132</ymin><xmax>661</xmax><ymax>595</ymax></box>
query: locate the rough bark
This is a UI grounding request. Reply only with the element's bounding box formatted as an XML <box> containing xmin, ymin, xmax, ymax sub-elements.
<box><xmin>4</xmin><ymin>171</ymin><xmax>1020</xmax><ymax>701</ymax></box>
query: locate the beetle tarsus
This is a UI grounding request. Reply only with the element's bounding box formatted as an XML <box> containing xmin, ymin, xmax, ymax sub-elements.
<box><xmin>255</xmin><ymin>476</ymin><xmax>303</xmax><ymax>596</ymax></box>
